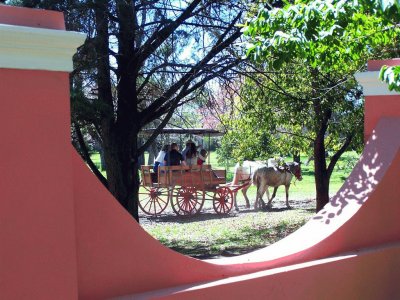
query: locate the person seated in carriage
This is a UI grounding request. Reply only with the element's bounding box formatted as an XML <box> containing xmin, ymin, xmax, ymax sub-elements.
<box><xmin>185</xmin><ymin>142</ymin><xmax>198</xmax><ymax>166</ymax></box>
<box><xmin>197</xmin><ymin>149</ymin><xmax>208</xmax><ymax>165</ymax></box>
<box><xmin>164</xmin><ymin>143</ymin><xmax>187</xmax><ymax>166</ymax></box>
<box><xmin>181</xmin><ymin>139</ymin><xmax>192</xmax><ymax>160</ymax></box>
<box><xmin>154</xmin><ymin>144</ymin><xmax>169</xmax><ymax>174</ymax></box>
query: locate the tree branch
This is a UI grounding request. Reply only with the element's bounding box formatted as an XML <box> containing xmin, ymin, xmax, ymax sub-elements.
<box><xmin>138</xmin><ymin>102</ymin><xmax>178</xmax><ymax>155</ymax></box>
<box><xmin>327</xmin><ymin>133</ymin><xmax>354</xmax><ymax>178</ymax></box>
<box><xmin>274</xmin><ymin>129</ymin><xmax>314</xmax><ymax>142</ymax></box>
<box><xmin>139</xmin><ymin>19</ymin><xmax>242</xmax><ymax>123</ymax></box>
<box><xmin>137</xmin><ymin>0</ymin><xmax>203</xmax><ymax>65</ymax></box>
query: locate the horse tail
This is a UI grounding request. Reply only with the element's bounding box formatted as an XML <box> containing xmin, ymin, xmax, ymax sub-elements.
<box><xmin>252</xmin><ymin>169</ymin><xmax>260</xmax><ymax>188</ymax></box>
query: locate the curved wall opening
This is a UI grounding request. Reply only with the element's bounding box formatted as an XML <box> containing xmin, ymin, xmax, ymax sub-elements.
<box><xmin>2</xmin><ymin>6</ymin><xmax>400</xmax><ymax>299</ymax></box>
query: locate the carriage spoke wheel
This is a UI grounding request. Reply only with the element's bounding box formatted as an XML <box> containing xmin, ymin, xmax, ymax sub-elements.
<box><xmin>172</xmin><ymin>187</ymin><xmax>204</xmax><ymax>216</ymax></box>
<box><xmin>138</xmin><ymin>186</ymin><xmax>169</xmax><ymax>216</ymax></box>
<box><xmin>213</xmin><ymin>187</ymin><xmax>233</xmax><ymax>214</ymax></box>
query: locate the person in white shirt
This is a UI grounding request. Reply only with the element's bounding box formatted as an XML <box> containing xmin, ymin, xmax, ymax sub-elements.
<box><xmin>154</xmin><ymin>144</ymin><xmax>169</xmax><ymax>173</ymax></box>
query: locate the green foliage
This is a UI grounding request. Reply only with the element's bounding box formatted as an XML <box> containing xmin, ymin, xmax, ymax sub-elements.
<box><xmin>219</xmin><ymin>65</ymin><xmax>364</xmax><ymax>163</ymax></box>
<box><xmin>244</xmin><ymin>0</ymin><xmax>400</xmax><ymax>93</ymax></box>
<box><xmin>235</xmin><ymin>0</ymin><xmax>399</xmax><ymax>162</ymax></box>
<box><xmin>217</xmin><ymin>98</ymin><xmax>274</xmax><ymax>162</ymax></box>
<box><xmin>243</xmin><ymin>0</ymin><xmax>399</xmax><ymax>72</ymax></box>
<box><xmin>379</xmin><ymin>65</ymin><xmax>400</xmax><ymax>91</ymax></box>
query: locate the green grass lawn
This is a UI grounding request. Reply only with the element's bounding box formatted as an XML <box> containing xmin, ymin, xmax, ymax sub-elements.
<box><xmin>141</xmin><ymin>209</ymin><xmax>312</xmax><ymax>258</ymax></box>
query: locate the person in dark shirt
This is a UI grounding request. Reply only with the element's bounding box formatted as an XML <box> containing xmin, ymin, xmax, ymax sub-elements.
<box><xmin>164</xmin><ymin>143</ymin><xmax>186</xmax><ymax>166</ymax></box>
<box><xmin>181</xmin><ymin>139</ymin><xmax>193</xmax><ymax>160</ymax></box>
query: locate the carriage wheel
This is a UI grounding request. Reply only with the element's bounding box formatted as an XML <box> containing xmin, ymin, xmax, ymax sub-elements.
<box><xmin>213</xmin><ymin>187</ymin><xmax>234</xmax><ymax>214</ymax></box>
<box><xmin>138</xmin><ymin>186</ymin><xmax>169</xmax><ymax>216</ymax></box>
<box><xmin>172</xmin><ymin>187</ymin><xmax>204</xmax><ymax>216</ymax></box>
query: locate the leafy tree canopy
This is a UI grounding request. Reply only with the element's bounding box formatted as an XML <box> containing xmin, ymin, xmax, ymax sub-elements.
<box><xmin>219</xmin><ymin>63</ymin><xmax>364</xmax><ymax>162</ymax></box>
<box><xmin>243</xmin><ymin>0</ymin><xmax>399</xmax><ymax>72</ymax></box>
<box><xmin>242</xmin><ymin>0</ymin><xmax>400</xmax><ymax>91</ymax></box>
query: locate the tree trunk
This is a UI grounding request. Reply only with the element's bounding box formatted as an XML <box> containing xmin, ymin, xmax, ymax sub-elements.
<box><xmin>103</xmin><ymin>131</ymin><xmax>139</xmax><ymax>221</ymax></box>
<box><xmin>148</xmin><ymin>141</ymin><xmax>158</xmax><ymax>165</ymax></box>
<box><xmin>311</xmin><ymin>69</ymin><xmax>332</xmax><ymax>212</ymax></box>
<box><xmin>313</xmin><ymin>122</ymin><xmax>331</xmax><ymax>212</ymax></box>
<box><xmin>315</xmin><ymin>132</ymin><xmax>354</xmax><ymax>212</ymax></box>
<box><xmin>99</xmin><ymin>148</ymin><xmax>106</xmax><ymax>171</ymax></box>
<box><xmin>314</xmin><ymin>148</ymin><xmax>330</xmax><ymax>212</ymax></box>
<box><xmin>293</xmin><ymin>152</ymin><xmax>301</xmax><ymax>163</ymax></box>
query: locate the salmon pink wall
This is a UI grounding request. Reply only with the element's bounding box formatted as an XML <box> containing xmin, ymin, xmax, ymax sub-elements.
<box><xmin>363</xmin><ymin>60</ymin><xmax>400</xmax><ymax>141</ymax></box>
<box><xmin>0</xmin><ymin>70</ymin><xmax>78</xmax><ymax>298</ymax></box>
<box><xmin>365</xmin><ymin>96</ymin><xmax>400</xmax><ymax>141</ymax></box>
<box><xmin>73</xmin><ymin>117</ymin><xmax>400</xmax><ymax>299</ymax></box>
<box><xmin>0</xmin><ymin>6</ymin><xmax>80</xmax><ymax>299</ymax></box>
<box><xmin>1</xmin><ymin>5</ymin><xmax>400</xmax><ymax>300</ymax></box>
<box><xmin>368</xmin><ymin>58</ymin><xmax>400</xmax><ymax>71</ymax></box>
<box><xmin>0</xmin><ymin>4</ymin><xmax>64</xmax><ymax>29</ymax></box>
<box><xmin>128</xmin><ymin>243</ymin><xmax>400</xmax><ymax>299</ymax></box>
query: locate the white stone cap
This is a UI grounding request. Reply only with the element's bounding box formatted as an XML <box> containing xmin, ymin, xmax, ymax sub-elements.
<box><xmin>0</xmin><ymin>23</ymin><xmax>86</xmax><ymax>72</ymax></box>
<box><xmin>355</xmin><ymin>70</ymin><xmax>400</xmax><ymax>96</ymax></box>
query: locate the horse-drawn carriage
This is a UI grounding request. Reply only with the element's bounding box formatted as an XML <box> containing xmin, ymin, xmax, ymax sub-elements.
<box><xmin>139</xmin><ymin>164</ymin><xmax>238</xmax><ymax>216</ymax></box>
<box><xmin>138</xmin><ymin>128</ymin><xmax>248</xmax><ymax>216</ymax></box>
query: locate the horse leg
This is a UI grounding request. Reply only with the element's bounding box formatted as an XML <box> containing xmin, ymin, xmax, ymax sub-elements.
<box><xmin>257</xmin><ymin>186</ymin><xmax>266</xmax><ymax>210</ymax></box>
<box><xmin>264</xmin><ymin>186</ymin><xmax>271</xmax><ymax>209</ymax></box>
<box><xmin>285</xmin><ymin>184</ymin><xmax>291</xmax><ymax>209</ymax></box>
<box><xmin>254</xmin><ymin>184</ymin><xmax>265</xmax><ymax>210</ymax></box>
<box><xmin>242</xmin><ymin>185</ymin><xmax>251</xmax><ymax>209</ymax></box>
<box><xmin>233</xmin><ymin>191</ymin><xmax>239</xmax><ymax>211</ymax></box>
<box><xmin>259</xmin><ymin>186</ymin><xmax>268</xmax><ymax>210</ymax></box>
<box><xmin>267</xmin><ymin>186</ymin><xmax>278</xmax><ymax>208</ymax></box>
<box><xmin>260</xmin><ymin>196</ymin><xmax>266</xmax><ymax>210</ymax></box>
<box><xmin>254</xmin><ymin>185</ymin><xmax>259</xmax><ymax>210</ymax></box>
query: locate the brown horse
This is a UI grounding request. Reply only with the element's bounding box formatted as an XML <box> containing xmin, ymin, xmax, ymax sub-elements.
<box><xmin>253</xmin><ymin>162</ymin><xmax>303</xmax><ymax>210</ymax></box>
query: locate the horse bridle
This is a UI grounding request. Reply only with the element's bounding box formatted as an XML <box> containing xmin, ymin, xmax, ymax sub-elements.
<box><xmin>283</xmin><ymin>164</ymin><xmax>302</xmax><ymax>183</ymax></box>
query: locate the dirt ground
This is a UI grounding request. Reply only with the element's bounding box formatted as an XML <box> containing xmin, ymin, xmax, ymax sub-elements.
<box><xmin>139</xmin><ymin>197</ymin><xmax>316</xmax><ymax>225</ymax></box>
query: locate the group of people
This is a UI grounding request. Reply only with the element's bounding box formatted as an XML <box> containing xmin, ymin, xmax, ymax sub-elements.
<box><xmin>153</xmin><ymin>140</ymin><xmax>208</xmax><ymax>173</ymax></box>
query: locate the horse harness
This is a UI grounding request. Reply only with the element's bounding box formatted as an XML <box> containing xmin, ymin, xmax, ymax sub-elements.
<box><xmin>238</xmin><ymin>165</ymin><xmax>299</xmax><ymax>185</ymax></box>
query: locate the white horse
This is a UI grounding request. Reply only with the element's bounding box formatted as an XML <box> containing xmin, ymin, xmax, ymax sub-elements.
<box><xmin>231</xmin><ymin>160</ymin><xmax>267</xmax><ymax>210</ymax></box>
<box><xmin>267</xmin><ymin>157</ymin><xmax>284</xmax><ymax>168</ymax></box>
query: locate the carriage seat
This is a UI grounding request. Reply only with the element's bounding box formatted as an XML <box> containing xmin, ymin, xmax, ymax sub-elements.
<box><xmin>155</xmin><ymin>164</ymin><xmax>226</xmax><ymax>187</ymax></box>
<box><xmin>140</xmin><ymin>165</ymin><xmax>157</xmax><ymax>186</ymax></box>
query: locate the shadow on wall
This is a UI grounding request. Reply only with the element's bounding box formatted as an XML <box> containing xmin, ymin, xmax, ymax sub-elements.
<box><xmin>314</xmin><ymin>132</ymin><xmax>385</xmax><ymax>225</ymax></box>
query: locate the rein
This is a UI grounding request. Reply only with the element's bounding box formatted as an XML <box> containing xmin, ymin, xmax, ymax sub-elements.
<box><xmin>233</xmin><ymin>165</ymin><xmax>301</xmax><ymax>185</ymax></box>
<box><xmin>283</xmin><ymin>166</ymin><xmax>301</xmax><ymax>186</ymax></box>
<box><xmin>283</xmin><ymin>167</ymin><xmax>296</xmax><ymax>186</ymax></box>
